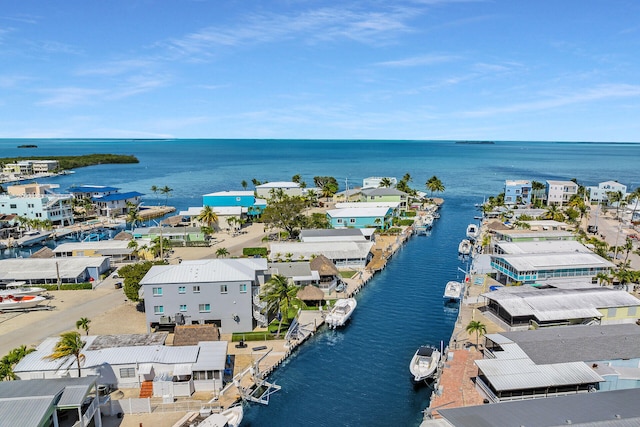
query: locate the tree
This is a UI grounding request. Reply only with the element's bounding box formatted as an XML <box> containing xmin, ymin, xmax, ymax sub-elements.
<box><xmin>291</xmin><ymin>174</ymin><xmax>301</xmax><ymax>184</ymax></box>
<box><xmin>606</xmin><ymin>190</ymin><xmax>624</xmax><ymax>219</ymax></box>
<box><xmin>119</xmin><ymin>261</ymin><xmax>165</xmax><ymax>301</ymax></box>
<box><xmin>160</xmin><ymin>185</ymin><xmax>173</xmax><ymax>206</ymax></box>
<box><xmin>465</xmin><ymin>320</ymin><xmax>487</xmax><ymax>348</ymax></box>
<box><xmin>314</xmin><ymin>176</ymin><xmax>339</xmax><ymax>199</ymax></box>
<box><xmin>76</xmin><ymin>317</ymin><xmax>91</xmax><ymax>336</ymax></box>
<box><xmin>260</xmin><ymin>274</ymin><xmax>303</xmax><ymax>337</ymax></box>
<box><xmin>150</xmin><ymin>185</ymin><xmax>159</xmax><ymax>205</ymax></box>
<box><xmin>260</xmin><ymin>195</ymin><xmax>307</xmax><ymax>238</ymax></box>
<box><xmin>425</xmin><ymin>176</ymin><xmax>445</xmax><ymax>197</ymax></box>
<box><xmin>241</xmin><ymin>180</ymin><xmax>248</xmax><ymax>190</ymax></box>
<box><xmin>215</xmin><ymin>247</ymin><xmax>230</xmax><ymax>258</ymax></box>
<box><xmin>379</xmin><ymin>177</ymin><xmax>394</xmax><ymax>188</ymax></box>
<box><xmin>0</xmin><ymin>345</ymin><xmax>35</xmax><ymax>381</ymax></box>
<box><xmin>126</xmin><ymin>207</ymin><xmax>143</xmax><ymax>230</ymax></box>
<box><xmin>47</xmin><ymin>332</ymin><xmax>86</xmax><ymax>377</ymax></box>
<box><xmin>197</xmin><ymin>205</ymin><xmax>218</xmax><ymax>232</ymax></box>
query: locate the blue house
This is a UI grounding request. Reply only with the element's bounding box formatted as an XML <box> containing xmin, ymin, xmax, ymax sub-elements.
<box><xmin>504</xmin><ymin>180</ymin><xmax>532</xmax><ymax>206</ymax></box>
<box><xmin>326</xmin><ymin>207</ymin><xmax>392</xmax><ymax>229</ymax></box>
<box><xmin>202</xmin><ymin>191</ymin><xmax>266</xmax><ymax>216</ymax></box>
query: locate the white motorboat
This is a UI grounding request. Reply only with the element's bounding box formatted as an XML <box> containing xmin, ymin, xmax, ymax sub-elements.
<box><xmin>325</xmin><ymin>298</ymin><xmax>357</xmax><ymax>329</ymax></box>
<box><xmin>458</xmin><ymin>239</ymin><xmax>471</xmax><ymax>256</ymax></box>
<box><xmin>466</xmin><ymin>223</ymin><xmax>480</xmax><ymax>240</ymax></box>
<box><xmin>443</xmin><ymin>281</ymin><xmax>463</xmax><ymax>302</ymax></box>
<box><xmin>409</xmin><ymin>346</ymin><xmax>441</xmax><ymax>382</ymax></box>
<box><xmin>0</xmin><ymin>281</ymin><xmax>46</xmax><ymax>296</ymax></box>
<box><xmin>199</xmin><ymin>404</ymin><xmax>244</xmax><ymax>427</ymax></box>
<box><xmin>0</xmin><ymin>294</ymin><xmax>46</xmax><ymax>310</ymax></box>
<box><xmin>15</xmin><ymin>230</ymin><xmax>53</xmax><ymax>247</ymax></box>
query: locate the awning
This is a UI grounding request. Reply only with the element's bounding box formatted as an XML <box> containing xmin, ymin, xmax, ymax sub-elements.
<box><xmin>173</xmin><ymin>363</ymin><xmax>192</xmax><ymax>376</ymax></box>
<box><xmin>138</xmin><ymin>363</ymin><xmax>153</xmax><ymax>375</ymax></box>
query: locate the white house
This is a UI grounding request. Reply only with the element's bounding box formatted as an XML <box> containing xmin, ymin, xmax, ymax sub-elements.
<box><xmin>362</xmin><ymin>176</ymin><xmax>397</xmax><ymax>188</ymax></box>
<box><xmin>586</xmin><ymin>180</ymin><xmax>628</xmax><ymax>203</ymax></box>
<box><xmin>255</xmin><ymin>181</ymin><xmax>303</xmax><ymax>199</ymax></box>
<box><xmin>545</xmin><ymin>180</ymin><xmax>578</xmax><ymax>206</ymax></box>
<box><xmin>1</xmin><ymin>183</ymin><xmax>74</xmax><ymax>225</ymax></box>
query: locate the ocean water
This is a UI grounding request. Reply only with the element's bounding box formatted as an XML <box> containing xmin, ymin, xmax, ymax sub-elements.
<box><xmin>1</xmin><ymin>139</ymin><xmax>639</xmax><ymax>425</ymax></box>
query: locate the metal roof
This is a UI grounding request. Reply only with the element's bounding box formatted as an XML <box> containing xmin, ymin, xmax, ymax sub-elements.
<box><xmin>268</xmin><ymin>262</ymin><xmax>313</xmax><ymax>277</ymax></box>
<box><xmin>204</xmin><ymin>190</ymin><xmax>254</xmax><ymax>197</ymax></box>
<box><xmin>192</xmin><ymin>341</ymin><xmax>227</xmax><ymax>371</ymax></box>
<box><xmin>140</xmin><ymin>258</ymin><xmax>267</xmax><ymax>285</ymax></box>
<box><xmin>269</xmin><ymin>241</ymin><xmax>373</xmax><ymax>261</ymax></box>
<box><xmin>256</xmin><ymin>181</ymin><xmax>299</xmax><ymax>188</ymax></box>
<box><xmin>179</xmin><ymin>206</ymin><xmax>243</xmax><ymax>216</ymax></box>
<box><xmin>57</xmin><ymin>384</ymin><xmax>90</xmax><ymax>408</ymax></box>
<box><xmin>334</xmin><ymin>201</ymin><xmax>401</xmax><ymax>209</ymax></box>
<box><xmin>53</xmin><ymin>240</ymin><xmax>131</xmax><ymax>252</ymax></box>
<box><xmin>496</xmin><ymin>240</ymin><xmax>590</xmax><ymax>255</ymax></box>
<box><xmin>326</xmin><ymin>207</ymin><xmax>392</xmax><ymax>218</ymax></box>
<box><xmin>0</xmin><ymin>397</ymin><xmax>55</xmax><ymax>427</ymax></box>
<box><xmin>438</xmin><ymin>388</ymin><xmax>640</xmax><ymax>427</ymax></box>
<box><xmin>68</xmin><ymin>185</ymin><xmax>120</xmax><ymax>193</ymax></box>
<box><xmin>93</xmin><ymin>191</ymin><xmax>143</xmax><ymax>201</ymax></box>
<box><xmin>360</xmin><ymin>187</ymin><xmax>407</xmax><ymax>196</ymax></box>
<box><xmin>492</xmin><ymin>252</ymin><xmax>615</xmax><ymax>271</ymax></box>
<box><xmin>0</xmin><ymin>257</ymin><xmax>109</xmax><ymax>281</ymax></box>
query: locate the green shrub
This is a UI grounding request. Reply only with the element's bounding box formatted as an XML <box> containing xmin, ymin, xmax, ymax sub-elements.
<box><xmin>41</xmin><ymin>283</ymin><xmax>93</xmax><ymax>291</ymax></box>
<box><xmin>398</xmin><ymin>219</ymin><xmax>414</xmax><ymax>226</ymax></box>
<box><xmin>340</xmin><ymin>271</ymin><xmax>357</xmax><ymax>278</ymax></box>
<box><xmin>231</xmin><ymin>332</ymin><xmax>278</xmax><ymax>342</ymax></box>
<box><xmin>243</xmin><ymin>247</ymin><xmax>268</xmax><ymax>257</ymax></box>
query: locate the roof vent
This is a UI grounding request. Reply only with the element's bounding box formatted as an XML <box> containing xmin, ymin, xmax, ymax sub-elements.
<box><xmin>566</xmin><ymin>421</ymin><xmax>572</xmax><ymax>425</ymax></box>
<box><xmin>614</xmin><ymin>414</ymin><xmax>621</xmax><ymax>419</ymax></box>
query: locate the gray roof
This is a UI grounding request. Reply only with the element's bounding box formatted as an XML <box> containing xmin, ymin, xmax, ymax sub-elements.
<box><xmin>140</xmin><ymin>258</ymin><xmax>268</xmax><ymax>285</ymax></box>
<box><xmin>438</xmin><ymin>388</ymin><xmax>640</xmax><ymax>427</ymax></box>
<box><xmin>268</xmin><ymin>262</ymin><xmax>312</xmax><ymax>277</ymax></box>
<box><xmin>361</xmin><ymin>187</ymin><xmax>407</xmax><ymax>196</ymax></box>
<box><xmin>491</xmin><ymin>252</ymin><xmax>615</xmax><ymax>272</ymax></box>
<box><xmin>269</xmin><ymin>241</ymin><xmax>373</xmax><ymax>261</ymax></box>
<box><xmin>494</xmin><ymin>324</ymin><xmax>640</xmax><ymax>364</ymax></box>
<box><xmin>483</xmin><ymin>287</ymin><xmax>640</xmax><ymax>322</ymax></box>
<box><xmin>86</xmin><ymin>333</ymin><xmax>168</xmax><ymax>351</ymax></box>
<box><xmin>300</xmin><ymin>228</ymin><xmax>364</xmax><ymax>238</ymax></box>
<box><xmin>0</xmin><ymin>397</ymin><xmax>54</xmax><ymax>427</ymax></box>
<box><xmin>496</xmin><ymin>240</ymin><xmax>590</xmax><ymax>255</ymax></box>
<box><xmin>0</xmin><ymin>257</ymin><xmax>109</xmax><ymax>281</ymax></box>
<box><xmin>191</xmin><ymin>341</ymin><xmax>227</xmax><ymax>371</ymax></box>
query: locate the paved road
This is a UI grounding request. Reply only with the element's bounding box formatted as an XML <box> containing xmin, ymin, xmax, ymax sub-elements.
<box><xmin>0</xmin><ymin>282</ymin><xmax>127</xmax><ymax>356</ymax></box>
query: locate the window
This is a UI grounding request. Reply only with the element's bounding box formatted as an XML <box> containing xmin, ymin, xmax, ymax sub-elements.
<box><xmin>154</xmin><ymin>305</ymin><xmax>164</xmax><ymax>315</ymax></box>
<box><xmin>178</xmin><ymin>286</ymin><xmax>186</xmax><ymax>294</ymax></box>
<box><xmin>220</xmin><ymin>285</ymin><xmax>228</xmax><ymax>294</ymax></box>
<box><xmin>193</xmin><ymin>285</ymin><xmax>201</xmax><ymax>293</ymax></box>
<box><xmin>349</xmin><ymin>218</ymin><xmax>356</xmax><ymax>224</ymax></box>
<box><xmin>179</xmin><ymin>304</ymin><xmax>187</xmax><ymax>312</ymax></box>
<box><xmin>239</xmin><ymin>284</ymin><xmax>247</xmax><ymax>293</ymax></box>
<box><xmin>199</xmin><ymin>303</ymin><xmax>211</xmax><ymax>313</ymax></box>
<box><xmin>193</xmin><ymin>370</ymin><xmax>218</xmax><ymax>380</ymax></box>
<box><xmin>120</xmin><ymin>367</ymin><xmax>136</xmax><ymax>378</ymax></box>
<box><xmin>152</xmin><ymin>287</ymin><xmax>163</xmax><ymax>296</ymax></box>
<box><xmin>337</xmin><ymin>218</ymin><xmax>344</xmax><ymax>224</ymax></box>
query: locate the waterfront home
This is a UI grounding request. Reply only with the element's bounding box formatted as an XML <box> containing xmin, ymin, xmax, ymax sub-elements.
<box><xmin>482</xmin><ymin>324</ymin><xmax>640</xmax><ymax>395</ymax></box>
<box><xmin>268</xmin><ymin>261</ymin><xmax>319</xmax><ymax>286</ymax></box>
<box><xmin>492</xmin><ymin>230</ymin><xmax>575</xmax><ymax>245</ymax></box>
<box><xmin>255</xmin><ymin>181</ymin><xmax>303</xmax><ymax>199</ymax></box>
<box><xmin>360</xmin><ymin>187</ymin><xmax>408</xmax><ymax>210</ymax></box>
<box><xmin>53</xmin><ymin>240</ymin><xmax>135</xmax><ymax>263</ymax></box>
<box><xmin>202</xmin><ymin>190</ymin><xmax>267</xmax><ymax>217</ymax></box>
<box><xmin>310</xmin><ymin>254</ymin><xmax>342</xmax><ymax>292</ymax></box>
<box><xmin>586</xmin><ymin>180</ymin><xmax>628</xmax><ymax>203</ymax></box>
<box><xmin>0</xmin><ymin>256</ymin><xmax>110</xmax><ymax>285</ymax></box>
<box><xmin>140</xmin><ymin>258</ymin><xmax>268</xmax><ymax>333</ymax></box>
<box><xmin>179</xmin><ymin>206</ymin><xmax>243</xmax><ymax>232</ymax></box>
<box><xmin>545</xmin><ymin>180</ymin><xmax>578</xmax><ymax>206</ymax></box>
<box><xmin>326</xmin><ymin>207</ymin><xmax>393</xmax><ymax>229</ymax></box>
<box><xmin>481</xmin><ymin>286</ymin><xmax>640</xmax><ymax>329</ymax></box>
<box><xmin>362</xmin><ymin>176</ymin><xmax>397</xmax><ymax>188</ymax></box>
<box><xmin>300</xmin><ymin>228</ymin><xmax>375</xmax><ymax>243</ymax></box>
<box><xmin>1</xmin><ymin>183</ymin><xmax>74</xmax><ymax>225</ymax></box>
<box><xmin>504</xmin><ymin>179</ymin><xmax>532</xmax><ymax>206</ymax></box>
<box><xmin>269</xmin><ymin>241</ymin><xmax>373</xmax><ymax>269</ymax></box>
<box><xmin>0</xmin><ymin>376</ymin><xmax>104</xmax><ymax>427</ymax></box>
<box><xmin>2</xmin><ymin>159</ymin><xmax>59</xmax><ymax>175</ymax></box>
<box><xmin>14</xmin><ymin>333</ymin><xmax>228</xmax><ymax>396</ymax></box>
<box><xmin>68</xmin><ymin>185</ymin><xmax>120</xmax><ymax>200</ymax></box>
<box><xmin>335</xmin><ymin>201</ymin><xmax>402</xmax><ymax>218</ymax></box>
<box><xmin>435</xmin><ymin>388</ymin><xmax>640</xmax><ymax>427</ymax></box>
<box><xmin>332</xmin><ymin>187</ymin><xmax>362</xmax><ymax>203</ymax></box>
<box><xmin>493</xmin><ymin>240</ymin><xmax>591</xmax><ymax>256</ymax></box>
<box><xmin>68</xmin><ymin>185</ymin><xmax>143</xmax><ymax>217</ymax></box>
<box><xmin>131</xmin><ymin>226</ymin><xmax>207</xmax><ymax>245</ymax></box>
<box><xmin>490</xmin><ymin>250</ymin><xmax>614</xmax><ymax>285</ymax></box>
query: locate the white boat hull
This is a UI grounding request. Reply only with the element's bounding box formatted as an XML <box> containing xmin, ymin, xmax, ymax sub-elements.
<box><xmin>410</xmin><ymin>346</ymin><xmax>441</xmax><ymax>382</ymax></box>
<box><xmin>325</xmin><ymin>298</ymin><xmax>357</xmax><ymax>329</ymax></box>
<box><xmin>200</xmin><ymin>404</ymin><xmax>243</xmax><ymax>427</ymax></box>
<box><xmin>443</xmin><ymin>281</ymin><xmax>463</xmax><ymax>302</ymax></box>
<box><xmin>0</xmin><ymin>294</ymin><xmax>46</xmax><ymax>310</ymax></box>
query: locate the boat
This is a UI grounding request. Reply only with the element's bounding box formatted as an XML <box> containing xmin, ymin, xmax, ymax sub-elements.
<box><xmin>466</xmin><ymin>223</ymin><xmax>480</xmax><ymax>240</ymax></box>
<box><xmin>0</xmin><ymin>294</ymin><xmax>47</xmax><ymax>310</ymax></box>
<box><xmin>458</xmin><ymin>239</ymin><xmax>471</xmax><ymax>256</ymax></box>
<box><xmin>0</xmin><ymin>281</ymin><xmax>46</xmax><ymax>296</ymax></box>
<box><xmin>443</xmin><ymin>281</ymin><xmax>463</xmax><ymax>302</ymax></box>
<box><xmin>15</xmin><ymin>230</ymin><xmax>53</xmax><ymax>247</ymax></box>
<box><xmin>409</xmin><ymin>345</ymin><xmax>441</xmax><ymax>383</ymax></box>
<box><xmin>325</xmin><ymin>298</ymin><xmax>357</xmax><ymax>329</ymax></box>
<box><xmin>199</xmin><ymin>404</ymin><xmax>244</xmax><ymax>427</ymax></box>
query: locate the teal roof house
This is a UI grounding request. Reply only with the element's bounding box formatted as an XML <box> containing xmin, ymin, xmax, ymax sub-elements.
<box><xmin>202</xmin><ymin>191</ymin><xmax>266</xmax><ymax>216</ymax></box>
<box><xmin>326</xmin><ymin>207</ymin><xmax>393</xmax><ymax>229</ymax></box>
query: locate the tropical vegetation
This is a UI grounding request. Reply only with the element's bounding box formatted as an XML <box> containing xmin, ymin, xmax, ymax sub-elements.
<box><xmin>260</xmin><ymin>274</ymin><xmax>304</xmax><ymax>337</ymax></box>
<box><xmin>46</xmin><ymin>331</ymin><xmax>86</xmax><ymax>377</ymax></box>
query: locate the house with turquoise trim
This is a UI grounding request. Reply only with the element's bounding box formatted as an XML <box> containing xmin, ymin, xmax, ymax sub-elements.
<box><xmin>202</xmin><ymin>191</ymin><xmax>266</xmax><ymax>217</ymax></box>
<box><xmin>360</xmin><ymin>188</ymin><xmax>409</xmax><ymax>211</ymax></box>
<box><xmin>2</xmin><ymin>183</ymin><xmax>74</xmax><ymax>226</ymax></box>
<box><xmin>255</xmin><ymin>182</ymin><xmax>303</xmax><ymax>199</ymax></box>
<box><xmin>326</xmin><ymin>207</ymin><xmax>392</xmax><ymax>229</ymax></box>
<box><xmin>504</xmin><ymin>180</ymin><xmax>532</xmax><ymax>206</ymax></box>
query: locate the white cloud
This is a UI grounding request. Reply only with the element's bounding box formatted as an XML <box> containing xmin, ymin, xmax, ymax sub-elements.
<box><xmin>376</xmin><ymin>54</ymin><xmax>459</xmax><ymax>67</ymax></box>
<box><xmin>36</xmin><ymin>87</ymin><xmax>106</xmax><ymax>107</ymax></box>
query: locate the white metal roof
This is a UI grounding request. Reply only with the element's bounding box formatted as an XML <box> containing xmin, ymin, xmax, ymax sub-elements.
<box><xmin>53</xmin><ymin>240</ymin><xmax>130</xmax><ymax>252</ymax></box>
<box><xmin>192</xmin><ymin>341</ymin><xmax>227</xmax><ymax>371</ymax></box>
<box><xmin>0</xmin><ymin>257</ymin><xmax>108</xmax><ymax>281</ymax></box>
<box><xmin>140</xmin><ymin>258</ymin><xmax>268</xmax><ymax>285</ymax></box>
<box><xmin>269</xmin><ymin>241</ymin><xmax>373</xmax><ymax>260</ymax></box>
<box><xmin>326</xmin><ymin>207</ymin><xmax>391</xmax><ymax>218</ymax></box>
<box><xmin>496</xmin><ymin>240</ymin><xmax>589</xmax><ymax>255</ymax></box>
<box><xmin>204</xmin><ymin>190</ymin><xmax>254</xmax><ymax>197</ymax></box>
<box><xmin>256</xmin><ymin>181</ymin><xmax>300</xmax><ymax>188</ymax></box>
<box><xmin>335</xmin><ymin>201</ymin><xmax>400</xmax><ymax>209</ymax></box>
<box><xmin>493</xmin><ymin>252</ymin><xmax>615</xmax><ymax>271</ymax></box>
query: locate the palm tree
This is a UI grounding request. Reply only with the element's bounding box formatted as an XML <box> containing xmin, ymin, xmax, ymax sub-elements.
<box><xmin>0</xmin><ymin>345</ymin><xmax>35</xmax><ymax>381</ymax></box>
<box><xmin>126</xmin><ymin>208</ymin><xmax>143</xmax><ymax>230</ymax></box>
<box><xmin>150</xmin><ymin>185</ymin><xmax>159</xmax><ymax>205</ymax></box>
<box><xmin>379</xmin><ymin>177</ymin><xmax>393</xmax><ymax>188</ymax></box>
<box><xmin>465</xmin><ymin>320</ymin><xmax>487</xmax><ymax>348</ymax></box>
<box><xmin>291</xmin><ymin>174</ymin><xmax>301</xmax><ymax>184</ymax></box>
<box><xmin>47</xmin><ymin>332</ymin><xmax>86</xmax><ymax>377</ymax></box>
<box><xmin>425</xmin><ymin>176</ymin><xmax>445</xmax><ymax>197</ymax></box>
<box><xmin>197</xmin><ymin>205</ymin><xmax>218</xmax><ymax>232</ymax></box>
<box><xmin>75</xmin><ymin>317</ymin><xmax>91</xmax><ymax>336</ymax></box>
<box><xmin>606</xmin><ymin>190</ymin><xmax>624</xmax><ymax>219</ymax></box>
<box><xmin>127</xmin><ymin>239</ymin><xmax>139</xmax><ymax>259</ymax></box>
<box><xmin>215</xmin><ymin>247</ymin><xmax>229</xmax><ymax>258</ymax></box>
<box><xmin>241</xmin><ymin>180</ymin><xmax>248</xmax><ymax>190</ymax></box>
<box><xmin>260</xmin><ymin>274</ymin><xmax>302</xmax><ymax>338</ymax></box>
<box><xmin>160</xmin><ymin>185</ymin><xmax>173</xmax><ymax>206</ymax></box>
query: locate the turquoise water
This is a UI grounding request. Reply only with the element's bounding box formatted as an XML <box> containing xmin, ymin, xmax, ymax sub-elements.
<box><xmin>1</xmin><ymin>139</ymin><xmax>639</xmax><ymax>424</ymax></box>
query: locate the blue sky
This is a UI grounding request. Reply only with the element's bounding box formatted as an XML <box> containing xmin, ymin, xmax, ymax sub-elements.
<box><xmin>1</xmin><ymin>0</ymin><xmax>639</xmax><ymax>141</ymax></box>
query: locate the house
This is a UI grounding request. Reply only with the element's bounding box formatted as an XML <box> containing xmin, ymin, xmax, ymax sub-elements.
<box><xmin>255</xmin><ymin>181</ymin><xmax>303</xmax><ymax>199</ymax></box>
<box><xmin>545</xmin><ymin>180</ymin><xmax>578</xmax><ymax>206</ymax></box>
<box><xmin>326</xmin><ymin>207</ymin><xmax>393</xmax><ymax>229</ymax></box>
<box><xmin>268</xmin><ymin>261</ymin><xmax>319</xmax><ymax>286</ymax></box>
<box><xmin>202</xmin><ymin>190</ymin><xmax>266</xmax><ymax>217</ymax></box>
<box><xmin>335</xmin><ymin>201</ymin><xmax>402</xmax><ymax>218</ymax></box>
<box><xmin>493</xmin><ymin>239</ymin><xmax>591</xmax><ymax>256</ymax></box>
<box><xmin>67</xmin><ymin>185</ymin><xmax>143</xmax><ymax>217</ymax></box>
<box><xmin>14</xmin><ymin>333</ymin><xmax>228</xmax><ymax>396</ymax></box>
<box><xmin>504</xmin><ymin>180</ymin><xmax>532</xmax><ymax>205</ymax></box>
<box><xmin>179</xmin><ymin>206</ymin><xmax>244</xmax><ymax>232</ymax></box>
<box><xmin>269</xmin><ymin>241</ymin><xmax>373</xmax><ymax>269</ymax></box>
<box><xmin>0</xmin><ymin>376</ymin><xmax>104</xmax><ymax>427</ymax></box>
<box><xmin>1</xmin><ymin>183</ymin><xmax>74</xmax><ymax>225</ymax></box>
<box><xmin>362</xmin><ymin>176</ymin><xmax>397</xmax><ymax>188</ymax></box>
<box><xmin>482</xmin><ymin>286</ymin><xmax>640</xmax><ymax>329</ymax></box>
<box><xmin>435</xmin><ymin>388</ymin><xmax>640</xmax><ymax>427</ymax></box>
<box><xmin>140</xmin><ymin>258</ymin><xmax>268</xmax><ymax>333</ymax></box>
<box><xmin>331</xmin><ymin>187</ymin><xmax>362</xmax><ymax>203</ymax></box>
<box><xmin>490</xmin><ymin>249</ymin><xmax>614</xmax><ymax>285</ymax></box>
<box><xmin>493</xmin><ymin>230</ymin><xmax>575</xmax><ymax>245</ymax></box>
<box><xmin>52</xmin><ymin>240</ymin><xmax>135</xmax><ymax>263</ymax></box>
<box><xmin>586</xmin><ymin>180</ymin><xmax>628</xmax><ymax>203</ymax></box>
<box><xmin>0</xmin><ymin>257</ymin><xmax>110</xmax><ymax>285</ymax></box>
<box><xmin>2</xmin><ymin>160</ymin><xmax>59</xmax><ymax>175</ymax></box>
<box><xmin>360</xmin><ymin>187</ymin><xmax>408</xmax><ymax>210</ymax></box>
<box><xmin>131</xmin><ymin>226</ymin><xmax>207</xmax><ymax>245</ymax></box>
<box><xmin>310</xmin><ymin>255</ymin><xmax>341</xmax><ymax>292</ymax></box>
<box><xmin>300</xmin><ymin>228</ymin><xmax>375</xmax><ymax>243</ymax></box>
<box><xmin>482</xmin><ymin>324</ymin><xmax>640</xmax><ymax>396</ymax></box>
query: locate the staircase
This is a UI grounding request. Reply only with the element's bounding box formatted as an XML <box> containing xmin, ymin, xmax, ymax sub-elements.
<box><xmin>139</xmin><ymin>380</ymin><xmax>153</xmax><ymax>398</ymax></box>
